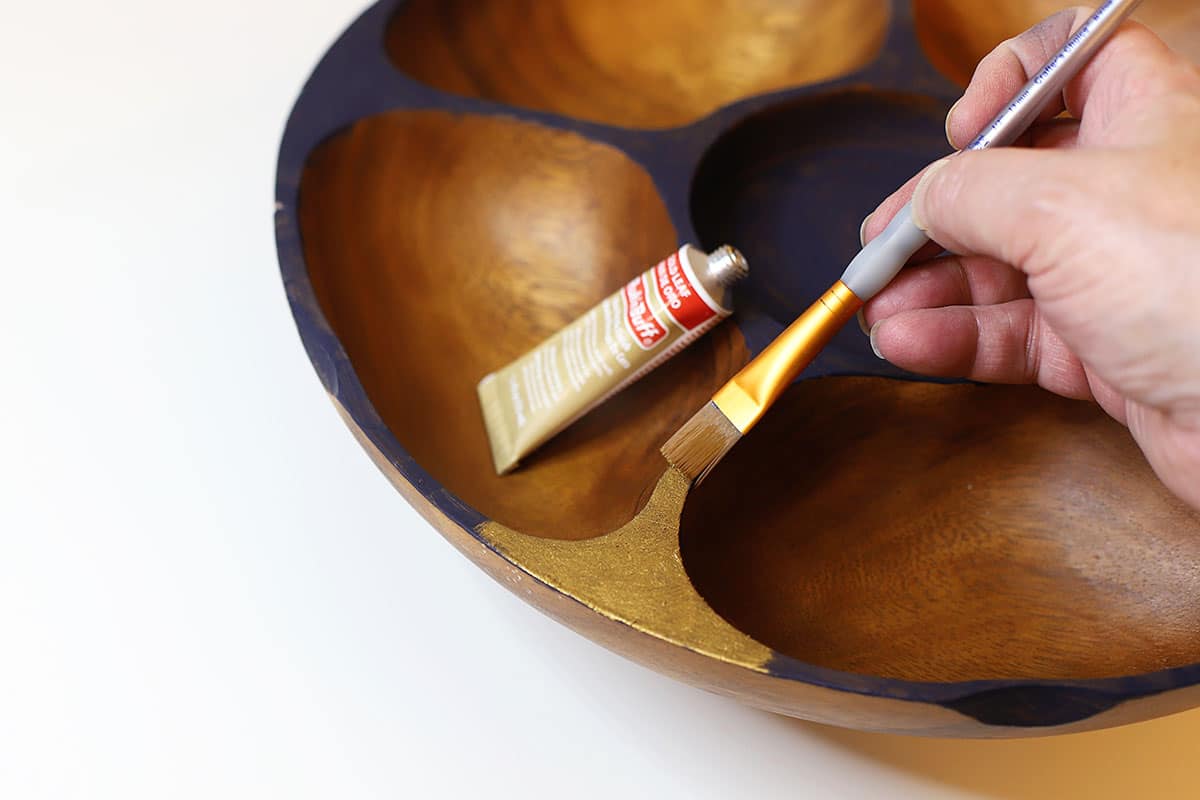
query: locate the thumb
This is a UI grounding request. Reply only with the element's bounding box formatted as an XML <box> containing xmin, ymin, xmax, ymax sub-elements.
<box><xmin>912</xmin><ymin>148</ymin><xmax>1083</xmax><ymax>275</ymax></box>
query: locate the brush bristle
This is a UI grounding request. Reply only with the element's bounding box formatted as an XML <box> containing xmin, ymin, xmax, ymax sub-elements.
<box><xmin>660</xmin><ymin>401</ymin><xmax>743</xmax><ymax>484</ymax></box>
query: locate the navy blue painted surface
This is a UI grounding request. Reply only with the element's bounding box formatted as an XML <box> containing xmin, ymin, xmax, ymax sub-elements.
<box><xmin>689</xmin><ymin>89</ymin><xmax>951</xmax><ymax>370</ymax></box>
<box><xmin>763</xmin><ymin>651</ymin><xmax>1200</xmax><ymax>728</ymax></box>
<box><xmin>275</xmin><ymin>0</ymin><xmax>1200</xmax><ymax>728</ymax></box>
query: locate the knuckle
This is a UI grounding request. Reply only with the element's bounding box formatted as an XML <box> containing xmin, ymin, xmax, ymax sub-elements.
<box><xmin>1023</xmin><ymin>304</ymin><xmax>1044</xmax><ymax>385</ymax></box>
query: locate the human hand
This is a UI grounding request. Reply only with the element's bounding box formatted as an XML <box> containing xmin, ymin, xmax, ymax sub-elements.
<box><xmin>860</xmin><ymin>7</ymin><xmax>1200</xmax><ymax>510</ymax></box>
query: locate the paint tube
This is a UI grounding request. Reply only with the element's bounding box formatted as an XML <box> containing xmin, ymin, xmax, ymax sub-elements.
<box><xmin>478</xmin><ymin>244</ymin><xmax>749</xmax><ymax>474</ymax></box>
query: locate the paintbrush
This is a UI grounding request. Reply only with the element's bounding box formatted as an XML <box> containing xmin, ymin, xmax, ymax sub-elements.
<box><xmin>662</xmin><ymin>0</ymin><xmax>1144</xmax><ymax>484</ymax></box>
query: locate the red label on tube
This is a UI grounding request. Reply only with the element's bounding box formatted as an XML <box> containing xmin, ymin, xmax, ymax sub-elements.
<box><xmin>653</xmin><ymin>251</ymin><xmax>717</xmax><ymax>332</ymax></box>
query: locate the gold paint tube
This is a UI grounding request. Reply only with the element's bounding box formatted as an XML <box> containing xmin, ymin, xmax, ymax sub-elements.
<box><xmin>478</xmin><ymin>245</ymin><xmax>749</xmax><ymax>475</ymax></box>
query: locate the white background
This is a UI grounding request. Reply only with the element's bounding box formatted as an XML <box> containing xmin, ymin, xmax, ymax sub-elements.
<box><xmin>3</xmin><ymin>1</ymin><xmax>1200</xmax><ymax>797</ymax></box>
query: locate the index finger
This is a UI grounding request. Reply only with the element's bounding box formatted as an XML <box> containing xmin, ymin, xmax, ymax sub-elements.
<box><xmin>948</xmin><ymin>6</ymin><xmax>1174</xmax><ymax>150</ymax></box>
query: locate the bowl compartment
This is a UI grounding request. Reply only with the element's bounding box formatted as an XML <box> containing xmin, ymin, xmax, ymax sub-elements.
<box><xmin>690</xmin><ymin>89</ymin><xmax>950</xmax><ymax>351</ymax></box>
<box><xmin>299</xmin><ymin>109</ymin><xmax>746</xmax><ymax>539</ymax></box>
<box><xmin>680</xmin><ymin>378</ymin><xmax>1200</xmax><ymax>682</ymax></box>
<box><xmin>386</xmin><ymin>0</ymin><xmax>891</xmax><ymax>128</ymax></box>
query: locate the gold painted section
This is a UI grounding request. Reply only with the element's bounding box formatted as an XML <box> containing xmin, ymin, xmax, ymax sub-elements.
<box><xmin>714</xmin><ymin>280</ymin><xmax>864</xmax><ymax>433</ymax></box>
<box><xmin>473</xmin><ymin>282</ymin><xmax>865</xmax><ymax>671</ymax></box>
<box><xmin>479</xmin><ymin>466</ymin><xmax>773</xmax><ymax>667</ymax></box>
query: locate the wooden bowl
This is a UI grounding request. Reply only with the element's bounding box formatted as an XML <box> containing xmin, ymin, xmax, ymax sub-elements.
<box><xmin>276</xmin><ymin>0</ymin><xmax>1200</xmax><ymax>737</ymax></box>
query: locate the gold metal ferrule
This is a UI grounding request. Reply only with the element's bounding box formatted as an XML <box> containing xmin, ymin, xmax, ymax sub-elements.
<box><xmin>712</xmin><ymin>280</ymin><xmax>864</xmax><ymax>434</ymax></box>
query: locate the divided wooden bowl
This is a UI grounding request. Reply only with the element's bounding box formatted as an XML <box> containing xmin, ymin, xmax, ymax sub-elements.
<box><xmin>276</xmin><ymin>0</ymin><xmax>1200</xmax><ymax>736</ymax></box>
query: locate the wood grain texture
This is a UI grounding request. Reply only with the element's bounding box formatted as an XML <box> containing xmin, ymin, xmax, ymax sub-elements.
<box><xmin>914</xmin><ymin>0</ymin><xmax>1200</xmax><ymax>86</ymax></box>
<box><xmin>335</xmin><ymin>390</ymin><xmax>1200</xmax><ymax>737</ymax></box>
<box><xmin>281</xmin><ymin>0</ymin><xmax>1200</xmax><ymax>735</ymax></box>
<box><xmin>681</xmin><ymin>378</ymin><xmax>1200</xmax><ymax>682</ymax></box>
<box><xmin>386</xmin><ymin>0</ymin><xmax>890</xmax><ymax>128</ymax></box>
<box><xmin>300</xmin><ymin>110</ymin><xmax>748</xmax><ymax>539</ymax></box>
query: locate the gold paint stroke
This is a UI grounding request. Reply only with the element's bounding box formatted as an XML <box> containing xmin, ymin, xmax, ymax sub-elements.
<box><xmin>479</xmin><ymin>466</ymin><xmax>773</xmax><ymax>667</ymax></box>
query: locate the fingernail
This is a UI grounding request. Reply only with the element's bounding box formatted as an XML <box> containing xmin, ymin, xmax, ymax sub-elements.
<box><xmin>945</xmin><ymin>98</ymin><xmax>962</xmax><ymax>149</ymax></box>
<box><xmin>869</xmin><ymin>320</ymin><xmax>885</xmax><ymax>360</ymax></box>
<box><xmin>857</xmin><ymin>308</ymin><xmax>870</xmax><ymax>336</ymax></box>
<box><xmin>911</xmin><ymin>157</ymin><xmax>952</xmax><ymax>233</ymax></box>
<box><xmin>859</xmin><ymin>213</ymin><xmax>874</xmax><ymax>247</ymax></box>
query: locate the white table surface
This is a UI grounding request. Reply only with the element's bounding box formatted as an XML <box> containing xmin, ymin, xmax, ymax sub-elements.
<box><xmin>4</xmin><ymin>1</ymin><xmax>1200</xmax><ymax>797</ymax></box>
